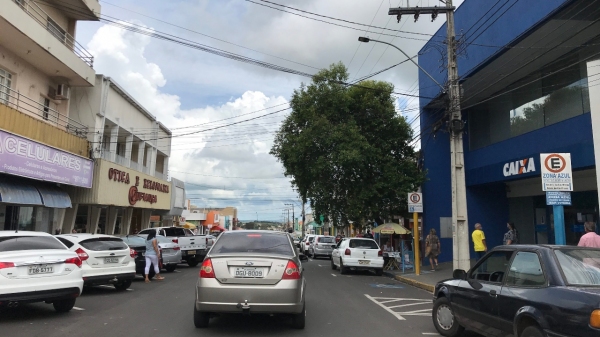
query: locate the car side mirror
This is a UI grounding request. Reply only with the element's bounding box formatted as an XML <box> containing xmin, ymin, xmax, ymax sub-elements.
<box><xmin>299</xmin><ymin>254</ymin><xmax>309</xmax><ymax>262</ymax></box>
<box><xmin>453</xmin><ymin>269</ymin><xmax>467</xmax><ymax>280</ymax></box>
<box><xmin>467</xmin><ymin>279</ymin><xmax>483</xmax><ymax>290</ymax></box>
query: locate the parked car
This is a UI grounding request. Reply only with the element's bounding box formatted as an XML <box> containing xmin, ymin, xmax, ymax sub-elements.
<box><xmin>300</xmin><ymin>234</ymin><xmax>315</xmax><ymax>255</ymax></box>
<box><xmin>56</xmin><ymin>234</ymin><xmax>136</xmax><ymax>291</ymax></box>
<box><xmin>136</xmin><ymin>234</ymin><xmax>181</xmax><ymax>272</ymax></box>
<box><xmin>193</xmin><ymin>230</ymin><xmax>308</xmax><ymax>329</ymax></box>
<box><xmin>309</xmin><ymin>235</ymin><xmax>336</xmax><ymax>259</ymax></box>
<box><xmin>293</xmin><ymin>236</ymin><xmax>301</xmax><ymax>248</ymax></box>
<box><xmin>432</xmin><ymin>245</ymin><xmax>600</xmax><ymax>337</ymax></box>
<box><xmin>139</xmin><ymin>227</ymin><xmax>208</xmax><ymax>267</ymax></box>
<box><xmin>0</xmin><ymin>231</ymin><xmax>83</xmax><ymax>312</ymax></box>
<box><xmin>118</xmin><ymin>235</ymin><xmax>164</xmax><ymax>279</ymax></box>
<box><xmin>331</xmin><ymin>238</ymin><xmax>383</xmax><ymax>276</ymax></box>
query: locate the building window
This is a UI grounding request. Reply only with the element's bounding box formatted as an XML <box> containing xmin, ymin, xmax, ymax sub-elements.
<box><xmin>0</xmin><ymin>68</ymin><xmax>12</xmax><ymax>105</ymax></box>
<box><xmin>40</xmin><ymin>97</ymin><xmax>51</xmax><ymax>120</ymax></box>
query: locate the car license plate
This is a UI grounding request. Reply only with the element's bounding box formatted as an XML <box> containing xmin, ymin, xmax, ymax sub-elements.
<box><xmin>28</xmin><ymin>265</ymin><xmax>53</xmax><ymax>275</ymax></box>
<box><xmin>234</xmin><ymin>268</ymin><xmax>264</xmax><ymax>278</ymax></box>
<box><xmin>187</xmin><ymin>250</ymin><xmax>196</xmax><ymax>255</ymax></box>
<box><xmin>359</xmin><ymin>260</ymin><xmax>370</xmax><ymax>265</ymax></box>
<box><xmin>105</xmin><ymin>258</ymin><xmax>119</xmax><ymax>264</ymax></box>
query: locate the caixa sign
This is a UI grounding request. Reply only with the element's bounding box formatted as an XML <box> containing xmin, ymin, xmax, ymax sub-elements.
<box><xmin>503</xmin><ymin>157</ymin><xmax>536</xmax><ymax>177</ymax></box>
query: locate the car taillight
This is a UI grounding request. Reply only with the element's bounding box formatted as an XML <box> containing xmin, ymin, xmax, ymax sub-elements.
<box><xmin>345</xmin><ymin>248</ymin><xmax>351</xmax><ymax>256</ymax></box>
<box><xmin>75</xmin><ymin>248</ymin><xmax>89</xmax><ymax>261</ymax></box>
<box><xmin>200</xmin><ymin>259</ymin><xmax>215</xmax><ymax>278</ymax></box>
<box><xmin>173</xmin><ymin>246</ymin><xmax>181</xmax><ymax>251</ymax></box>
<box><xmin>65</xmin><ymin>257</ymin><xmax>82</xmax><ymax>268</ymax></box>
<box><xmin>282</xmin><ymin>260</ymin><xmax>300</xmax><ymax>280</ymax></box>
<box><xmin>130</xmin><ymin>248</ymin><xmax>137</xmax><ymax>258</ymax></box>
<box><xmin>591</xmin><ymin>310</ymin><xmax>600</xmax><ymax>328</ymax></box>
<box><xmin>172</xmin><ymin>238</ymin><xmax>178</xmax><ymax>244</ymax></box>
<box><xmin>0</xmin><ymin>262</ymin><xmax>15</xmax><ymax>269</ymax></box>
<box><xmin>378</xmin><ymin>250</ymin><xmax>383</xmax><ymax>256</ymax></box>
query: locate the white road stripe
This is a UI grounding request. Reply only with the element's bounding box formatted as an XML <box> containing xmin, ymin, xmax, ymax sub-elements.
<box><xmin>422</xmin><ymin>333</ymin><xmax>440</xmax><ymax>335</ymax></box>
<box><xmin>387</xmin><ymin>302</ymin><xmax>430</xmax><ymax>309</ymax></box>
<box><xmin>331</xmin><ymin>273</ymin><xmax>337</xmax><ymax>277</ymax></box>
<box><xmin>372</xmin><ymin>297</ymin><xmax>431</xmax><ymax>301</ymax></box>
<box><xmin>126</xmin><ymin>289</ymin><xmax>134</xmax><ymax>291</ymax></box>
<box><xmin>72</xmin><ymin>307</ymin><xmax>85</xmax><ymax>311</ymax></box>
<box><xmin>318</xmin><ymin>265</ymin><xmax>323</xmax><ymax>267</ymax></box>
<box><xmin>364</xmin><ymin>294</ymin><xmax>406</xmax><ymax>320</ymax></box>
<box><xmin>379</xmin><ymin>299</ymin><xmax>405</xmax><ymax>304</ymax></box>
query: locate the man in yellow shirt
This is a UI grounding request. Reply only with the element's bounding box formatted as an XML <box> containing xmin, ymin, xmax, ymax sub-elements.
<box><xmin>472</xmin><ymin>223</ymin><xmax>487</xmax><ymax>260</ymax></box>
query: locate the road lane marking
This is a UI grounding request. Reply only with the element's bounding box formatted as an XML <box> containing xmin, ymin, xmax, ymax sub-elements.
<box><xmin>318</xmin><ymin>265</ymin><xmax>323</xmax><ymax>267</ymax></box>
<box><xmin>365</xmin><ymin>295</ymin><xmax>432</xmax><ymax>319</ymax></box>
<box><xmin>387</xmin><ymin>302</ymin><xmax>431</xmax><ymax>309</ymax></box>
<box><xmin>422</xmin><ymin>333</ymin><xmax>440</xmax><ymax>336</ymax></box>
<box><xmin>331</xmin><ymin>273</ymin><xmax>337</xmax><ymax>277</ymax></box>
<box><xmin>365</xmin><ymin>294</ymin><xmax>406</xmax><ymax>321</ymax></box>
<box><xmin>72</xmin><ymin>307</ymin><xmax>85</xmax><ymax>311</ymax></box>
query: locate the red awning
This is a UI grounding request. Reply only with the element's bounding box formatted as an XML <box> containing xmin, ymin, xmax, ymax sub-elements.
<box><xmin>209</xmin><ymin>225</ymin><xmax>226</xmax><ymax>232</ymax></box>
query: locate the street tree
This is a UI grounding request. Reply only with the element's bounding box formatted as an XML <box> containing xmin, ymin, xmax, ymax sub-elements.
<box><xmin>271</xmin><ymin>63</ymin><xmax>424</xmax><ymax>226</ymax></box>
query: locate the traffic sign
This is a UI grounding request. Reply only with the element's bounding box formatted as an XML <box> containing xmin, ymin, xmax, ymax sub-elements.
<box><xmin>546</xmin><ymin>191</ymin><xmax>571</xmax><ymax>206</ymax></box>
<box><xmin>407</xmin><ymin>192</ymin><xmax>423</xmax><ymax>213</ymax></box>
<box><xmin>540</xmin><ymin>153</ymin><xmax>572</xmax><ymax>191</ymax></box>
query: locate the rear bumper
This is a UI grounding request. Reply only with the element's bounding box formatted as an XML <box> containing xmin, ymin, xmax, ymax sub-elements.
<box><xmin>81</xmin><ymin>263</ymin><xmax>136</xmax><ymax>282</ymax></box>
<box><xmin>162</xmin><ymin>252</ymin><xmax>182</xmax><ymax>265</ymax></box>
<box><xmin>313</xmin><ymin>248</ymin><xmax>333</xmax><ymax>255</ymax></box>
<box><xmin>182</xmin><ymin>249</ymin><xmax>206</xmax><ymax>260</ymax></box>
<box><xmin>343</xmin><ymin>258</ymin><xmax>384</xmax><ymax>269</ymax></box>
<box><xmin>0</xmin><ymin>287</ymin><xmax>81</xmax><ymax>305</ymax></box>
<box><xmin>83</xmin><ymin>272</ymin><xmax>136</xmax><ymax>285</ymax></box>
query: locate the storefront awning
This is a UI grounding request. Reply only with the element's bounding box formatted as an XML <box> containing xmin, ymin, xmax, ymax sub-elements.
<box><xmin>0</xmin><ymin>180</ymin><xmax>43</xmax><ymax>206</ymax></box>
<box><xmin>36</xmin><ymin>185</ymin><xmax>72</xmax><ymax>208</ymax></box>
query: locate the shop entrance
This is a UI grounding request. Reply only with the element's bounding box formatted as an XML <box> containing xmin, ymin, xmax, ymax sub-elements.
<box><xmin>3</xmin><ymin>206</ymin><xmax>35</xmax><ymax>231</ymax></box>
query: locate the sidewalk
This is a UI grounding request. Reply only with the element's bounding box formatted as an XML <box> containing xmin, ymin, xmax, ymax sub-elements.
<box><xmin>384</xmin><ymin>260</ymin><xmax>476</xmax><ymax>293</ymax></box>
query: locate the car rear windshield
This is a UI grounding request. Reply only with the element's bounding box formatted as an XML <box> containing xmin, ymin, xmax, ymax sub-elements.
<box><xmin>80</xmin><ymin>238</ymin><xmax>128</xmax><ymax>251</ymax></box>
<box><xmin>163</xmin><ymin>228</ymin><xmax>186</xmax><ymax>237</ymax></box>
<box><xmin>0</xmin><ymin>236</ymin><xmax>66</xmax><ymax>252</ymax></box>
<box><xmin>210</xmin><ymin>233</ymin><xmax>293</xmax><ymax>256</ymax></box>
<box><xmin>120</xmin><ymin>236</ymin><xmax>146</xmax><ymax>247</ymax></box>
<box><xmin>349</xmin><ymin>239</ymin><xmax>379</xmax><ymax>249</ymax></box>
<box><xmin>555</xmin><ymin>248</ymin><xmax>600</xmax><ymax>286</ymax></box>
<box><xmin>318</xmin><ymin>236</ymin><xmax>335</xmax><ymax>243</ymax></box>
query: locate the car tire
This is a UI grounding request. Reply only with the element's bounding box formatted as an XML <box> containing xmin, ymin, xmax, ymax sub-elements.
<box><xmin>375</xmin><ymin>268</ymin><xmax>383</xmax><ymax>276</ymax></box>
<box><xmin>521</xmin><ymin>326</ymin><xmax>545</xmax><ymax>337</ymax></box>
<box><xmin>53</xmin><ymin>298</ymin><xmax>76</xmax><ymax>313</ymax></box>
<box><xmin>114</xmin><ymin>279</ymin><xmax>132</xmax><ymax>291</ymax></box>
<box><xmin>432</xmin><ymin>297</ymin><xmax>464</xmax><ymax>337</ymax></box>
<box><xmin>165</xmin><ymin>265</ymin><xmax>177</xmax><ymax>272</ymax></box>
<box><xmin>340</xmin><ymin>259</ymin><xmax>348</xmax><ymax>275</ymax></box>
<box><xmin>331</xmin><ymin>258</ymin><xmax>337</xmax><ymax>270</ymax></box>
<box><xmin>188</xmin><ymin>259</ymin><xmax>199</xmax><ymax>267</ymax></box>
<box><xmin>291</xmin><ymin>304</ymin><xmax>306</xmax><ymax>329</ymax></box>
<box><xmin>193</xmin><ymin>305</ymin><xmax>210</xmax><ymax>328</ymax></box>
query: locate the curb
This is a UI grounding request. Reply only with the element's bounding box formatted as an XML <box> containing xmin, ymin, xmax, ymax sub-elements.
<box><xmin>384</xmin><ymin>271</ymin><xmax>435</xmax><ymax>293</ymax></box>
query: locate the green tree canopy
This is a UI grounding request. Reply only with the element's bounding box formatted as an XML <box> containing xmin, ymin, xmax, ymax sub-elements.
<box><xmin>270</xmin><ymin>63</ymin><xmax>424</xmax><ymax>226</ymax></box>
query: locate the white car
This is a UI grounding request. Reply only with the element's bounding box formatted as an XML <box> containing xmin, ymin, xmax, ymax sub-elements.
<box><xmin>300</xmin><ymin>235</ymin><xmax>316</xmax><ymax>255</ymax></box>
<box><xmin>56</xmin><ymin>234</ymin><xmax>136</xmax><ymax>291</ymax></box>
<box><xmin>331</xmin><ymin>238</ymin><xmax>384</xmax><ymax>276</ymax></box>
<box><xmin>0</xmin><ymin>231</ymin><xmax>83</xmax><ymax>312</ymax></box>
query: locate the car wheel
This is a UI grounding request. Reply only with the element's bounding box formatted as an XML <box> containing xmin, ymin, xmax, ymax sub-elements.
<box><xmin>165</xmin><ymin>265</ymin><xmax>177</xmax><ymax>272</ymax></box>
<box><xmin>114</xmin><ymin>279</ymin><xmax>132</xmax><ymax>291</ymax></box>
<box><xmin>193</xmin><ymin>305</ymin><xmax>210</xmax><ymax>328</ymax></box>
<box><xmin>53</xmin><ymin>298</ymin><xmax>76</xmax><ymax>313</ymax></box>
<box><xmin>188</xmin><ymin>259</ymin><xmax>199</xmax><ymax>267</ymax></box>
<box><xmin>521</xmin><ymin>326</ymin><xmax>545</xmax><ymax>337</ymax></box>
<box><xmin>375</xmin><ymin>268</ymin><xmax>383</xmax><ymax>276</ymax></box>
<box><xmin>291</xmin><ymin>304</ymin><xmax>306</xmax><ymax>329</ymax></box>
<box><xmin>432</xmin><ymin>297</ymin><xmax>464</xmax><ymax>337</ymax></box>
<box><xmin>340</xmin><ymin>259</ymin><xmax>348</xmax><ymax>275</ymax></box>
<box><xmin>331</xmin><ymin>258</ymin><xmax>337</xmax><ymax>270</ymax></box>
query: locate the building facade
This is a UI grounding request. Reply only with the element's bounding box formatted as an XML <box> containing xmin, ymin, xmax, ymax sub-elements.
<box><xmin>419</xmin><ymin>0</ymin><xmax>600</xmax><ymax>262</ymax></box>
<box><xmin>0</xmin><ymin>0</ymin><xmax>100</xmax><ymax>233</ymax></box>
<box><xmin>62</xmin><ymin>75</ymin><xmax>173</xmax><ymax>235</ymax></box>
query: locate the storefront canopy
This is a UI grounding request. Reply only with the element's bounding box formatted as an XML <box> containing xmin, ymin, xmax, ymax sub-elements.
<box><xmin>0</xmin><ymin>180</ymin><xmax>71</xmax><ymax>208</ymax></box>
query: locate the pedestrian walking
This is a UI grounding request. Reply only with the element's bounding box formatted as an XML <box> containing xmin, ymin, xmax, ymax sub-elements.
<box><xmin>425</xmin><ymin>229</ymin><xmax>440</xmax><ymax>270</ymax></box>
<box><xmin>144</xmin><ymin>230</ymin><xmax>164</xmax><ymax>283</ymax></box>
<box><xmin>363</xmin><ymin>230</ymin><xmax>374</xmax><ymax>239</ymax></box>
<box><xmin>578</xmin><ymin>222</ymin><xmax>600</xmax><ymax>248</ymax></box>
<box><xmin>472</xmin><ymin>223</ymin><xmax>487</xmax><ymax>260</ymax></box>
<box><xmin>503</xmin><ymin>222</ymin><xmax>519</xmax><ymax>245</ymax></box>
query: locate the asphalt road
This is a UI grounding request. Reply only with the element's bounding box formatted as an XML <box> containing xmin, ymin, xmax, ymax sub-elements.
<box><xmin>0</xmin><ymin>258</ymin><xmax>484</xmax><ymax>337</ymax></box>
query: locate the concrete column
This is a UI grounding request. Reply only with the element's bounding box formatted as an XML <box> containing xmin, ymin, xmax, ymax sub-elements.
<box><xmin>106</xmin><ymin>207</ymin><xmax>119</xmax><ymax>235</ymax></box>
<box><xmin>54</xmin><ymin>209</ymin><xmax>66</xmax><ymax>234</ymax></box>
<box><xmin>109</xmin><ymin>125</ymin><xmax>119</xmax><ymax>162</ymax></box>
<box><xmin>125</xmin><ymin>134</ymin><xmax>133</xmax><ymax>168</ymax></box>
<box><xmin>588</xmin><ymin>60</ymin><xmax>600</xmax><ymax>207</ymax></box>
<box><xmin>137</xmin><ymin>142</ymin><xmax>146</xmax><ymax>172</ymax></box>
<box><xmin>88</xmin><ymin>206</ymin><xmax>102</xmax><ymax>234</ymax></box>
<box><xmin>121</xmin><ymin>208</ymin><xmax>134</xmax><ymax>235</ymax></box>
<box><xmin>163</xmin><ymin>156</ymin><xmax>169</xmax><ymax>180</ymax></box>
<box><xmin>62</xmin><ymin>204</ymin><xmax>79</xmax><ymax>233</ymax></box>
<box><xmin>150</xmin><ymin>147</ymin><xmax>157</xmax><ymax>174</ymax></box>
<box><xmin>145</xmin><ymin>146</ymin><xmax>152</xmax><ymax>173</ymax></box>
<box><xmin>141</xmin><ymin>209</ymin><xmax>153</xmax><ymax>230</ymax></box>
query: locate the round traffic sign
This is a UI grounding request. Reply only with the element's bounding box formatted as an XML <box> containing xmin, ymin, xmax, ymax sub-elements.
<box><xmin>544</xmin><ymin>154</ymin><xmax>566</xmax><ymax>173</ymax></box>
<box><xmin>409</xmin><ymin>193</ymin><xmax>421</xmax><ymax>203</ymax></box>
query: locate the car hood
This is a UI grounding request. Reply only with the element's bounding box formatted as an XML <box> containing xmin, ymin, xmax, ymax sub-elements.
<box><xmin>567</xmin><ymin>286</ymin><xmax>600</xmax><ymax>296</ymax></box>
<box><xmin>437</xmin><ymin>278</ymin><xmax>461</xmax><ymax>287</ymax></box>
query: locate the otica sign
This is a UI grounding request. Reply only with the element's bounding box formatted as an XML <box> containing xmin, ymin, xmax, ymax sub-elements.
<box><xmin>503</xmin><ymin>157</ymin><xmax>536</xmax><ymax>177</ymax></box>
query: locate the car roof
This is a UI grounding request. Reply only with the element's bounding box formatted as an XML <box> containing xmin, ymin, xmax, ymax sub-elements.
<box><xmin>56</xmin><ymin>234</ymin><xmax>121</xmax><ymax>242</ymax></box>
<box><xmin>494</xmin><ymin>244</ymin><xmax>600</xmax><ymax>251</ymax></box>
<box><xmin>224</xmin><ymin>230</ymin><xmax>288</xmax><ymax>236</ymax></box>
<box><xmin>0</xmin><ymin>230</ymin><xmax>52</xmax><ymax>237</ymax></box>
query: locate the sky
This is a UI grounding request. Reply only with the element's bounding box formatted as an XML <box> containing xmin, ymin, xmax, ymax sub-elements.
<box><xmin>76</xmin><ymin>0</ymin><xmax>462</xmax><ymax>221</ymax></box>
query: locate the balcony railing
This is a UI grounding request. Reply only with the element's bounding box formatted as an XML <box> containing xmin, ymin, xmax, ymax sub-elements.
<box><xmin>14</xmin><ymin>0</ymin><xmax>94</xmax><ymax>67</ymax></box>
<box><xmin>0</xmin><ymin>82</ymin><xmax>88</xmax><ymax>138</ymax></box>
<box><xmin>99</xmin><ymin>151</ymin><xmax>167</xmax><ymax>181</ymax></box>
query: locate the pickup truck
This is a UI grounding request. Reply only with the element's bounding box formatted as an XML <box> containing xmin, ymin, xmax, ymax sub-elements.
<box><xmin>138</xmin><ymin>227</ymin><xmax>208</xmax><ymax>267</ymax></box>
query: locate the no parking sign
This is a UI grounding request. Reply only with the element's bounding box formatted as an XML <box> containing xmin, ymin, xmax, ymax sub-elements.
<box><xmin>407</xmin><ymin>192</ymin><xmax>423</xmax><ymax>213</ymax></box>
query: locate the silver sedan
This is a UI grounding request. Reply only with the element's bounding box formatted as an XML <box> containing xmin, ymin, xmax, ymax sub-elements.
<box><xmin>137</xmin><ymin>234</ymin><xmax>182</xmax><ymax>272</ymax></box>
<box><xmin>194</xmin><ymin>230</ymin><xmax>308</xmax><ymax>329</ymax></box>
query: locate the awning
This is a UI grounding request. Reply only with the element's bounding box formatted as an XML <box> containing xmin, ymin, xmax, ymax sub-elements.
<box><xmin>0</xmin><ymin>178</ymin><xmax>71</xmax><ymax>208</ymax></box>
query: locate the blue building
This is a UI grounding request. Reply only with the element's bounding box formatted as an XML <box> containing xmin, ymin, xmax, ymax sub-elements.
<box><xmin>419</xmin><ymin>0</ymin><xmax>600</xmax><ymax>262</ymax></box>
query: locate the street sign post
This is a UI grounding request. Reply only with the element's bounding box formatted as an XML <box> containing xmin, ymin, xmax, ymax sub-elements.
<box><xmin>540</xmin><ymin>153</ymin><xmax>572</xmax><ymax>245</ymax></box>
<box><xmin>407</xmin><ymin>192</ymin><xmax>422</xmax><ymax>276</ymax></box>
<box><xmin>408</xmin><ymin>192</ymin><xmax>423</xmax><ymax>213</ymax></box>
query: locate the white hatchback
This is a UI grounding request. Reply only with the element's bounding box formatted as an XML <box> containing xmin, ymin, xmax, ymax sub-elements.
<box><xmin>331</xmin><ymin>238</ymin><xmax>384</xmax><ymax>276</ymax></box>
<box><xmin>56</xmin><ymin>234</ymin><xmax>136</xmax><ymax>291</ymax></box>
<box><xmin>0</xmin><ymin>231</ymin><xmax>83</xmax><ymax>312</ymax></box>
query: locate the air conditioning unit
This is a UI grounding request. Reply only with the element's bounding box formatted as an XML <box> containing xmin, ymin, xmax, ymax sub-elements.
<box><xmin>55</xmin><ymin>84</ymin><xmax>70</xmax><ymax>100</ymax></box>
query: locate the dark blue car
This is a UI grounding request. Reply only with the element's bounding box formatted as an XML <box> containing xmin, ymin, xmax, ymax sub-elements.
<box><xmin>432</xmin><ymin>245</ymin><xmax>600</xmax><ymax>337</ymax></box>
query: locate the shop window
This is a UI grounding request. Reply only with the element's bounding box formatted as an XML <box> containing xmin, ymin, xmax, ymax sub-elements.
<box><xmin>74</xmin><ymin>206</ymin><xmax>89</xmax><ymax>233</ymax></box>
<box><xmin>18</xmin><ymin>207</ymin><xmax>35</xmax><ymax>231</ymax></box>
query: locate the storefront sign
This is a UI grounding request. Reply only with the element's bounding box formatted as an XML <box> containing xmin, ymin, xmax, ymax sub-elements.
<box><xmin>0</xmin><ymin>129</ymin><xmax>93</xmax><ymax>188</ymax></box>
<box><xmin>540</xmin><ymin>153</ymin><xmax>573</xmax><ymax>191</ymax></box>
<box><xmin>503</xmin><ymin>157</ymin><xmax>535</xmax><ymax>177</ymax></box>
<box><xmin>407</xmin><ymin>192</ymin><xmax>423</xmax><ymax>213</ymax></box>
<box><xmin>546</xmin><ymin>191</ymin><xmax>571</xmax><ymax>206</ymax></box>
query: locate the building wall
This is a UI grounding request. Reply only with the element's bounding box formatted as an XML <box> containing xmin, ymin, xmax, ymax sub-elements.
<box><xmin>104</xmin><ymin>88</ymin><xmax>155</xmax><ymax>138</ymax></box>
<box><xmin>37</xmin><ymin>2</ymin><xmax>72</xmax><ymax>35</ymax></box>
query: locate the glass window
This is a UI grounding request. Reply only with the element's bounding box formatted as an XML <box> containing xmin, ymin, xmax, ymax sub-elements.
<box><xmin>0</xmin><ymin>236</ymin><xmax>66</xmax><ymax>252</ymax></box>
<box><xmin>57</xmin><ymin>237</ymin><xmax>74</xmax><ymax>248</ymax></box>
<box><xmin>119</xmin><ymin>235</ymin><xmax>146</xmax><ymax>246</ymax></box>
<box><xmin>79</xmin><ymin>238</ymin><xmax>128</xmax><ymax>251</ymax></box>
<box><xmin>349</xmin><ymin>239</ymin><xmax>379</xmax><ymax>249</ymax></box>
<box><xmin>469</xmin><ymin>251</ymin><xmax>513</xmax><ymax>283</ymax></box>
<box><xmin>18</xmin><ymin>207</ymin><xmax>35</xmax><ymax>231</ymax></box>
<box><xmin>0</xmin><ymin>68</ymin><xmax>12</xmax><ymax>104</ymax></box>
<box><xmin>555</xmin><ymin>248</ymin><xmax>600</xmax><ymax>286</ymax></box>
<box><xmin>505</xmin><ymin>252</ymin><xmax>546</xmax><ymax>287</ymax></box>
<box><xmin>210</xmin><ymin>233</ymin><xmax>293</xmax><ymax>256</ymax></box>
<box><xmin>318</xmin><ymin>236</ymin><xmax>335</xmax><ymax>243</ymax></box>
<box><xmin>163</xmin><ymin>227</ymin><xmax>185</xmax><ymax>237</ymax></box>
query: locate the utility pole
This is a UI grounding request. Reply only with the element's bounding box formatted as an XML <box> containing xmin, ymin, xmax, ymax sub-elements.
<box><xmin>301</xmin><ymin>200</ymin><xmax>306</xmax><ymax>238</ymax></box>
<box><xmin>388</xmin><ymin>0</ymin><xmax>470</xmax><ymax>271</ymax></box>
